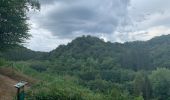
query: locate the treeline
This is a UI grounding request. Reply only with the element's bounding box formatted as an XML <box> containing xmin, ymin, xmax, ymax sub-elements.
<box><xmin>0</xmin><ymin>46</ymin><xmax>47</xmax><ymax>61</ymax></box>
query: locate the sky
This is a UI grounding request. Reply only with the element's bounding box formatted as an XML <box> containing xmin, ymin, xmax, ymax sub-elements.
<box><xmin>26</xmin><ymin>0</ymin><xmax>170</xmax><ymax>52</ymax></box>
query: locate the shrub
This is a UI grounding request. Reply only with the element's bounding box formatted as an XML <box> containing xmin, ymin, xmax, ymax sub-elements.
<box><xmin>0</xmin><ymin>58</ymin><xmax>6</xmax><ymax>66</ymax></box>
<box><xmin>30</xmin><ymin>64</ymin><xmax>47</xmax><ymax>72</ymax></box>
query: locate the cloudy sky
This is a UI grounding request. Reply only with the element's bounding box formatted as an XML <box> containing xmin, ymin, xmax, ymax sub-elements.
<box><xmin>26</xmin><ymin>0</ymin><xmax>170</xmax><ymax>51</ymax></box>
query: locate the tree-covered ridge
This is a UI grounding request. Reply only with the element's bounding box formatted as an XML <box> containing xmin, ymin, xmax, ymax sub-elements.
<box><xmin>48</xmin><ymin>35</ymin><xmax>170</xmax><ymax>71</ymax></box>
<box><xmin>2</xmin><ymin>34</ymin><xmax>170</xmax><ymax>70</ymax></box>
<box><xmin>0</xmin><ymin>46</ymin><xmax>47</xmax><ymax>61</ymax></box>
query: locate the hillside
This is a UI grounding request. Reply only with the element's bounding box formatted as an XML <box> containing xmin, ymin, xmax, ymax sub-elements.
<box><xmin>2</xmin><ymin>35</ymin><xmax>170</xmax><ymax>71</ymax></box>
<box><xmin>0</xmin><ymin>46</ymin><xmax>47</xmax><ymax>61</ymax></box>
<box><xmin>1</xmin><ymin>34</ymin><xmax>170</xmax><ymax>71</ymax></box>
<box><xmin>0</xmin><ymin>74</ymin><xmax>17</xmax><ymax>100</ymax></box>
<box><xmin>48</xmin><ymin>35</ymin><xmax>170</xmax><ymax>71</ymax></box>
<box><xmin>0</xmin><ymin>66</ymin><xmax>35</xmax><ymax>100</ymax></box>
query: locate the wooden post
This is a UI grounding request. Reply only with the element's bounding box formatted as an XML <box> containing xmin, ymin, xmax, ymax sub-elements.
<box><xmin>17</xmin><ymin>88</ymin><xmax>20</xmax><ymax>100</ymax></box>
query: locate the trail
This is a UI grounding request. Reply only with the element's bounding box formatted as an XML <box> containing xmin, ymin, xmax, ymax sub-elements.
<box><xmin>0</xmin><ymin>74</ymin><xmax>17</xmax><ymax>100</ymax></box>
<box><xmin>0</xmin><ymin>67</ymin><xmax>35</xmax><ymax>100</ymax></box>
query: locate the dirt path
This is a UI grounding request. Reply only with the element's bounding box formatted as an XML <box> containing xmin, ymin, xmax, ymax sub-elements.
<box><xmin>0</xmin><ymin>67</ymin><xmax>36</xmax><ymax>100</ymax></box>
<box><xmin>0</xmin><ymin>74</ymin><xmax>18</xmax><ymax>100</ymax></box>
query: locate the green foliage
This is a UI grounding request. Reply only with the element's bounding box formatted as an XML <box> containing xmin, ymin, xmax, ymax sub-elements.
<box><xmin>107</xmin><ymin>86</ymin><xmax>132</xmax><ymax>100</ymax></box>
<box><xmin>0</xmin><ymin>0</ymin><xmax>40</xmax><ymax>50</ymax></box>
<box><xmin>30</xmin><ymin>63</ymin><xmax>47</xmax><ymax>72</ymax></box>
<box><xmin>47</xmin><ymin>35</ymin><xmax>170</xmax><ymax>73</ymax></box>
<box><xmin>133</xmin><ymin>72</ymin><xmax>152</xmax><ymax>100</ymax></box>
<box><xmin>13</xmin><ymin>61</ymin><xmax>133</xmax><ymax>100</ymax></box>
<box><xmin>0</xmin><ymin>58</ymin><xmax>6</xmax><ymax>66</ymax></box>
<box><xmin>134</xmin><ymin>95</ymin><xmax>144</xmax><ymax>100</ymax></box>
<box><xmin>3</xmin><ymin>35</ymin><xmax>170</xmax><ymax>69</ymax></box>
<box><xmin>149</xmin><ymin>68</ymin><xmax>170</xmax><ymax>100</ymax></box>
<box><xmin>79</xmin><ymin>71</ymin><xmax>96</xmax><ymax>81</ymax></box>
<box><xmin>1</xmin><ymin>46</ymin><xmax>47</xmax><ymax>61</ymax></box>
<box><xmin>87</xmin><ymin>79</ymin><xmax>112</xmax><ymax>92</ymax></box>
<box><xmin>26</xmin><ymin>78</ymin><xmax>106</xmax><ymax>100</ymax></box>
<box><xmin>100</xmin><ymin>69</ymin><xmax>135</xmax><ymax>83</ymax></box>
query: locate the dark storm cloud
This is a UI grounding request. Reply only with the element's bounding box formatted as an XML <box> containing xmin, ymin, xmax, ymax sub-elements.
<box><xmin>33</xmin><ymin>0</ymin><xmax>130</xmax><ymax>38</ymax></box>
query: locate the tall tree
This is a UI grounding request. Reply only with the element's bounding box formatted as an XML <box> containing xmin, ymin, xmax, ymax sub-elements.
<box><xmin>149</xmin><ymin>68</ymin><xmax>170</xmax><ymax>100</ymax></box>
<box><xmin>0</xmin><ymin>0</ymin><xmax>40</xmax><ymax>50</ymax></box>
<box><xmin>133</xmin><ymin>72</ymin><xmax>152</xmax><ymax>100</ymax></box>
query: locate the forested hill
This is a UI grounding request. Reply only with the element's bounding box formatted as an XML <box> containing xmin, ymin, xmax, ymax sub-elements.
<box><xmin>0</xmin><ymin>46</ymin><xmax>47</xmax><ymax>61</ymax></box>
<box><xmin>48</xmin><ymin>35</ymin><xmax>170</xmax><ymax>71</ymax></box>
<box><xmin>1</xmin><ymin>34</ymin><xmax>170</xmax><ymax>70</ymax></box>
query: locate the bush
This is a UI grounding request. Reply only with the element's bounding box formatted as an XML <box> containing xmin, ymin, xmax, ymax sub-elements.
<box><xmin>30</xmin><ymin>63</ymin><xmax>47</xmax><ymax>72</ymax></box>
<box><xmin>26</xmin><ymin>80</ymin><xmax>106</xmax><ymax>100</ymax></box>
<box><xmin>149</xmin><ymin>68</ymin><xmax>170</xmax><ymax>100</ymax></box>
<box><xmin>0</xmin><ymin>58</ymin><xmax>6</xmax><ymax>66</ymax></box>
<box><xmin>87</xmin><ymin>79</ymin><xmax>112</xmax><ymax>92</ymax></box>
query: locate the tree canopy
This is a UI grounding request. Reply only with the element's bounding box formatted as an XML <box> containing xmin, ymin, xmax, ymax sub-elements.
<box><xmin>0</xmin><ymin>0</ymin><xmax>40</xmax><ymax>50</ymax></box>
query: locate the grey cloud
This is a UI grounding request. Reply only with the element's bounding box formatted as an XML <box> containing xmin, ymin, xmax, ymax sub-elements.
<box><xmin>129</xmin><ymin>0</ymin><xmax>170</xmax><ymax>28</ymax></box>
<box><xmin>33</xmin><ymin>0</ymin><xmax>130</xmax><ymax>39</ymax></box>
<box><xmin>39</xmin><ymin>0</ymin><xmax>56</xmax><ymax>5</ymax></box>
<box><xmin>39</xmin><ymin>0</ymin><xmax>80</xmax><ymax>6</ymax></box>
<box><xmin>27</xmin><ymin>0</ymin><xmax>170</xmax><ymax>51</ymax></box>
